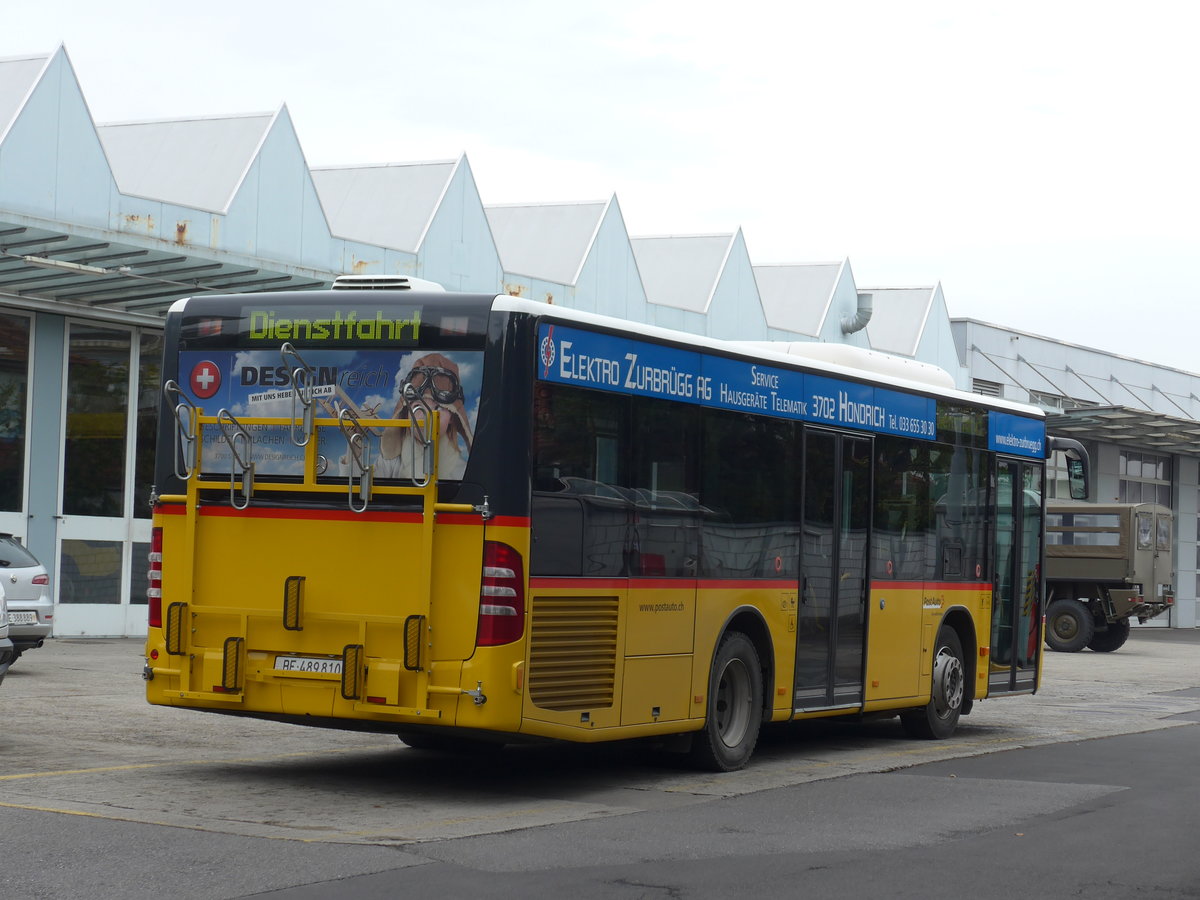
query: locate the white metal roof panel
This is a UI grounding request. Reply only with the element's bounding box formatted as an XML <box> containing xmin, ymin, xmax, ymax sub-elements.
<box><xmin>0</xmin><ymin>53</ymin><xmax>49</xmax><ymax>143</ymax></box>
<box><xmin>485</xmin><ymin>201</ymin><xmax>606</xmax><ymax>285</ymax></box>
<box><xmin>630</xmin><ymin>234</ymin><xmax>732</xmax><ymax>312</ymax></box>
<box><xmin>753</xmin><ymin>262</ymin><xmax>840</xmax><ymax>335</ymax></box>
<box><xmin>865</xmin><ymin>286</ymin><xmax>934</xmax><ymax>356</ymax></box>
<box><xmin>96</xmin><ymin>112</ymin><xmax>274</xmax><ymax>213</ymax></box>
<box><xmin>312</xmin><ymin>160</ymin><xmax>457</xmax><ymax>252</ymax></box>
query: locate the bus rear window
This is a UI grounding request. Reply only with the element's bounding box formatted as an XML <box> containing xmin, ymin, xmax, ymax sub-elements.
<box><xmin>184</xmin><ymin>347</ymin><xmax>483</xmax><ymax>482</ymax></box>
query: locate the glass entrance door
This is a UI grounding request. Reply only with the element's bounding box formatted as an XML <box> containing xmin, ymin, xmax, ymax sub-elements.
<box><xmin>795</xmin><ymin>430</ymin><xmax>871</xmax><ymax>709</ymax></box>
<box><xmin>54</xmin><ymin>323</ymin><xmax>159</xmax><ymax>636</ymax></box>
<box><xmin>0</xmin><ymin>312</ymin><xmax>32</xmax><ymax>540</ymax></box>
<box><xmin>990</xmin><ymin>458</ymin><xmax>1044</xmax><ymax>693</ymax></box>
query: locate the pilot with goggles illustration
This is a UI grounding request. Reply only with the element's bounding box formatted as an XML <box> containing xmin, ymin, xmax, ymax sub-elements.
<box><xmin>376</xmin><ymin>353</ymin><xmax>474</xmax><ymax>480</ymax></box>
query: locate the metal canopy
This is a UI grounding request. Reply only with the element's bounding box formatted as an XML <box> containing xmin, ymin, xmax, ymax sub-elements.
<box><xmin>1045</xmin><ymin>405</ymin><xmax>1200</xmax><ymax>458</ymax></box>
<box><xmin>0</xmin><ymin>219</ymin><xmax>328</xmax><ymax>316</ymax></box>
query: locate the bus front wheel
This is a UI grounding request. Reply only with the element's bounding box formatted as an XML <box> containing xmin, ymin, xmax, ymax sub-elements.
<box><xmin>690</xmin><ymin>631</ymin><xmax>763</xmax><ymax>772</ymax></box>
<box><xmin>900</xmin><ymin>626</ymin><xmax>965</xmax><ymax>740</ymax></box>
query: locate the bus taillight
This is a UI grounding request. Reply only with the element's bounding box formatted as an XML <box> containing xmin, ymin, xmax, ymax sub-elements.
<box><xmin>148</xmin><ymin>526</ymin><xmax>163</xmax><ymax>628</ymax></box>
<box><xmin>477</xmin><ymin>541</ymin><xmax>524</xmax><ymax>646</ymax></box>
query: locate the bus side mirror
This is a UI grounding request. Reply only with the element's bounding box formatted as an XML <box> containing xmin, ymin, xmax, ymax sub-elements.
<box><xmin>1049</xmin><ymin>437</ymin><xmax>1090</xmax><ymax>501</ymax></box>
<box><xmin>1066</xmin><ymin>456</ymin><xmax>1087</xmax><ymax>500</ymax></box>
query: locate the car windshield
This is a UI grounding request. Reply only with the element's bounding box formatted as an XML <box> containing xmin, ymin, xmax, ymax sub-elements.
<box><xmin>0</xmin><ymin>536</ymin><xmax>41</xmax><ymax>568</ymax></box>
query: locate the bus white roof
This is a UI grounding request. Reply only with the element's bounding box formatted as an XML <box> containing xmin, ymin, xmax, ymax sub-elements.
<box><xmin>493</xmin><ymin>294</ymin><xmax>1045</xmax><ymax>419</ymax></box>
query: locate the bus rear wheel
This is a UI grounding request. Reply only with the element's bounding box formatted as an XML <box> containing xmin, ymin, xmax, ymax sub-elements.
<box><xmin>690</xmin><ymin>631</ymin><xmax>763</xmax><ymax>772</ymax></box>
<box><xmin>901</xmin><ymin>626</ymin><xmax>965</xmax><ymax>740</ymax></box>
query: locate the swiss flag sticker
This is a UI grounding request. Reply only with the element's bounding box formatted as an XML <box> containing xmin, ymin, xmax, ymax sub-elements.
<box><xmin>189</xmin><ymin>360</ymin><xmax>222</xmax><ymax>400</ymax></box>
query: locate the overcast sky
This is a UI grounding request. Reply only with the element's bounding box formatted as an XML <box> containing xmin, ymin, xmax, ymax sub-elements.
<box><xmin>5</xmin><ymin>1</ymin><xmax>1198</xmax><ymax>371</ymax></box>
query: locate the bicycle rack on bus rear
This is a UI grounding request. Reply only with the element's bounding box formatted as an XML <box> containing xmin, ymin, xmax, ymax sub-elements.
<box><xmin>337</xmin><ymin>406</ymin><xmax>374</xmax><ymax>513</ymax></box>
<box><xmin>401</xmin><ymin>384</ymin><xmax>436</xmax><ymax>488</ymax></box>
<box><xmin>280</xmin><ymin>342</ymin><xmax>317</xmax><ymax>447</ymax></box>
<box><xmin>163</xmin><ymin>380</ymin><xmax>198</xmax><ymax>480</ymax></box>
<box><xmin>216</xmin><ymin>409</ymin><xmax>255</xmax><ymax>510</ymax></box>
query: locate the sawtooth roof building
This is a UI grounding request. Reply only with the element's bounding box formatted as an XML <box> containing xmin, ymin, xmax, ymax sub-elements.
<box><xmin>1</xmin><ymin>46</ymin><xmax>1195</xmax><ymax>637</ymax></box>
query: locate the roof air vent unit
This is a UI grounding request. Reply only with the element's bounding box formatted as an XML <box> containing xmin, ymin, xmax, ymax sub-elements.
<box><xmin>332</xmin><ymin>275</ymin><xmax>444</xmax><ymax>291</ymax></box>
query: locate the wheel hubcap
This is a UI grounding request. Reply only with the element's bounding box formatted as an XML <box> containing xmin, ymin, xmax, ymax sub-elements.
<box><xmin>715</xmin><ymin>658</ymin><xmax>752</xmax><ymax>748</ymax></box>
<box><xmin>931</xmin><ymin>646</ymin><xmax>964</xmax><ymax>719</ymax></box>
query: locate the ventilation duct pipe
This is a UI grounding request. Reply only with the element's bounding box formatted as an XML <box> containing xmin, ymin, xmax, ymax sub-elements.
<box><xmin>841</xmin><ymin>291</ymin><xmax>873</xmax><ymax>334</ymax></box>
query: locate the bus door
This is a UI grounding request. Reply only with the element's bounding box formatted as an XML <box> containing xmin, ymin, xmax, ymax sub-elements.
<box><xmin>795</xmin><ymin>430</ymin><xmax>871</xmax><ymax>710</ymax></box>
<box><xmin>990</xmin><ymin>458</ymin><xmax>1044</xmax><ymax>693</ymax></box>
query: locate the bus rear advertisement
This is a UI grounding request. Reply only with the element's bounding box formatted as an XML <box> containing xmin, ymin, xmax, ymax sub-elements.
<box><xmin>144</xmin><ymin>285</ymin><xmax>1087</xmax><ymax>771</ymax></box>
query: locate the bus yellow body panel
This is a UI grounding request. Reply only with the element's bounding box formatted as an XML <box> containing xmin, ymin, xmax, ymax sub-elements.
<box><xmin>148</xmin><ymin>493</ymin><xmax>1004</xmax><ymax>742</ymax></box>
<box><xmin>147</xmin><ymin>503</ymin><xmax>530</xmax><ymax>734</ymax></box>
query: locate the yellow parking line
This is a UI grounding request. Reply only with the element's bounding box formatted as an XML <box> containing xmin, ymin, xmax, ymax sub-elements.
<box><xmin>0</xmin><ymin>801</ymin><xmax>164</xmax><ymax>825</ymax></box>
<box><xmin>0</xmin><ymin>747</ymin><xmax>372</xmax><ymax>781</ymax></box>
<box><xmin>0</xmin><ymin>800</ymin><xmax>337</xmax><ymax>842</ymax></box>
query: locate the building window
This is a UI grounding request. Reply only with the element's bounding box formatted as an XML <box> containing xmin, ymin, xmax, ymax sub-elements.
<box><xmin>0</xmin><ymin>312</ymin><xmax>31</xmax><ymax>513</ymax></box>
<box><xmin>63</xmin><ymin>324</ymin><xmax>131</xmax><ymax>517</ymax></box>
<box><xmin>1119</xmin><ymin>450</ymin><xmax>1171</xmax><ymax>506</ymax></box>
<box><xmin>1028</xmin><ymin>390</ymin><xmax>1065</xmax><ymax>410</ymax></box>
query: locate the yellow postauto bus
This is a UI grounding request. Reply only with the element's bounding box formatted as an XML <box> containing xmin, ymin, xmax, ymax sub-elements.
<box><xmin>144</xmin><ymin>279</ymin><xmax>1087</xmax><ymax>771</ymax></box>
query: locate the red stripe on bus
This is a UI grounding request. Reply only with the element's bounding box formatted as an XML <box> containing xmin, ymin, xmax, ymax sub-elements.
<box><xmin>871</xmin><ymin>581</ymin><xmax>992</xmax><ymax>591</ymax></box>
<box><xmin>484</xmin><ymin>516</ymin><xmax>529</xmax><ymax>528</ymax></box>
<box><xmin>529</xmin><ymin>577</ymin><xmax>800</xmax><ymax>590</ymax></box>
<box><xmin>436</xmin><ymin>514</ymin><xmax>530</xmax><ymax>527</ymax></box>
<box><xmin>529</xmin><ymin>578</ymin><xmax>991</xmax><ymax>591</ymax></box>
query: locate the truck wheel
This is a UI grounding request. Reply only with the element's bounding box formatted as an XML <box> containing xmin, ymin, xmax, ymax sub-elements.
<box><xmin>1045</xmin><ymin>599</ymin><xmax>1095</xmax><ymax>652</ymax></box>
<box><xmin>1087</xmin><ymin>617</ymin><xmax>1131</xmax><ymax>653</ymax></box>
<box><xmin>900</xmin><ymin>626</ymin><xmax>965</xmax><ymax>740</ymax></box>
<box><xmin>690</xmin><ymin>631</ymin><xmax>763</xmax><ymax>772</ymax></box>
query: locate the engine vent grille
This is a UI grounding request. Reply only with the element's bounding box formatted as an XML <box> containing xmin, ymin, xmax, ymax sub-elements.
<box><xmin>528</xmin><ymin>595</ymin><xmax>618</xmax><ymax>711</ymax></box>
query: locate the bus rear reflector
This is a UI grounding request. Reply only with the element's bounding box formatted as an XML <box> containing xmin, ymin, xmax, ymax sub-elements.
<box><xmin>148</xmin><ymin>527</ymin><xmax>163</xmax><ymax>628</ymax></box>
<box><xmin>477</xmin><ymin>541</ymin><xmax>524</xmax><ymax>646</ymax></box>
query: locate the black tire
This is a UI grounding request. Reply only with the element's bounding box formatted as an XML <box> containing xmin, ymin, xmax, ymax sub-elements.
<box><xmin>1045</xmin><ymin>598</ymin><xmax>1095</xmax><ymax>653</ymax></box>
<box><xmin>900</xmin><ymin>626</ymin><xmax>965</xmax><ymax>740</ymax></box>
<box><xmin>1087</xmin><ymin>617</ymin><xmax>1131</xmax><ymax>653</ymax></box>
<box><xmin>690</xmin><ymin>631</ymin><xmax>763</xmax><ymax>772</ymax></box>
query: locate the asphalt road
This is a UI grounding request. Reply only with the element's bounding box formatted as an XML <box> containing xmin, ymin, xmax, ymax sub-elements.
<box><xmin>1</xmin><ymin>628</ymin><xmax>1197</xmax><ymax>898</ymax></box>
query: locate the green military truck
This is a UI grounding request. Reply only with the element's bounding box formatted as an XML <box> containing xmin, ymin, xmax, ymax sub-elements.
<box><xmin>1043</xmin><ymin>501</ymin><xmax>1175</xmax><ymax>652</ymax></box>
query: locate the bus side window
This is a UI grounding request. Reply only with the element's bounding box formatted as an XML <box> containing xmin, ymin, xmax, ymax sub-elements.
<box><xmin>531</xmin><ymin>384</ymin><xmax>630</xmax><ymax>577</ymax></box>
<box><xmin>699</xmin><ymin>409</ymin><xmax>799</xmax><ymax>579</ymax></box>
<box><xmin>530</xmin><ymin>494</ymin><xmax>585</xmax><ymax>577</ymax></box>
<box><xmin>873</xmin><ymin>438</ymin><xmax>931</xmax><ymax>581</ymax></box>
<box><xmin>631</xmin><ymin>398</ymin><xmax>699</xmax><ymax>577</ymax></box>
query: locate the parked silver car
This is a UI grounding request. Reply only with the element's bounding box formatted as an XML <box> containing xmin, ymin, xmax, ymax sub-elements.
<box><xmin>0</xmin><ymin>535</ymin><xmax>52</xmax><ymax>662</ymax></box>
<box><xmin>0</xmin><ymin>584</ymin><xmax>12</xmax><ymax>685</ymax></box>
